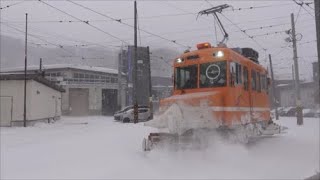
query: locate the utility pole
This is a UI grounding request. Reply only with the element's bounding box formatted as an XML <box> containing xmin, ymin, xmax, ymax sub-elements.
<box><xmin>291</xmin><ymin>13</ymin><xmax>303</xmax><ymax>125</ymax></box>
<box><xmin>147</xmin><ymin>46</ymin><xmax>153</xmax><ymax>120</ymax></box>
<box><xmin>23</xmin><ymin>13</ymin><xmax>28</xmax><ymax>127</ymax></box>
<box><xmin>39</xmin><ymin>58</ymin><xmax>42</xmax><ymax>72</ymax></box>
<box><xmin>269</xmin><ymin>54</ymin><xmax>279</xmax><ymax>120</ymax></box>
<box><xmin>118</xmin><ymin>46</ymin><xmax>122</xmax><ymax>111</ymax></box>
<box><xmin>315</xmin><ymin>0</ymin><xmax>320</xmax><ymax>101</ymax></box>
<box><xmin>292</xmin><ymin>65</ymin><xmax>296</xmax><ymax>97</ymax></box>
<box><xmin>133</xmin><ymin>1</ymin><xmax>138</xmax><ymax>123</ymax></box>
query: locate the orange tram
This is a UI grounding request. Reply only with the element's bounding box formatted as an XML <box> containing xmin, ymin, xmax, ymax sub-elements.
<box><xmin>162</xmin><ymin>42</ymin><xmax>270</xmax><ymax>127</ymax></box>
<box><xmin>143</xmin><ymin>42</ymin><xmax>285</xmax><ymax>151</ymax></box>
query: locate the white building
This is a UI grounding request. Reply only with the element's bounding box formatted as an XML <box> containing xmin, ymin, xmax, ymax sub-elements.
<box><xmin>1</xmin><ymin>64</ymin><xmax>126</xmax><ymax>116</ymax></box>
<box><xmin>277</xmin><ymin>81</ymin><xmax>318</xmax><ymax>109</ymax></box>
<box><xmin>0</xmin><ymin>74</ymin><xmax>65</xmax><ymax>126</ymax></box>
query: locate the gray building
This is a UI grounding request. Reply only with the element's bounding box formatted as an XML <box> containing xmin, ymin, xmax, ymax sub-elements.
<box><xmin>1</xmin><ymin>64</ymin><xmax>126</xmax><ymax>116</ymax></box>
<box><xmin>0</xmin><ymin>74</ymin><xmax>64</xmax><ymax>126</ymax></box>
<box><xmin>119</xmin><ymin>46</ymin><xmax>151</xmax><ymax>106</ymax></box>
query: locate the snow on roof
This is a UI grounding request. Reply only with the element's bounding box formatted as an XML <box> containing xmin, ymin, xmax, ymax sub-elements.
<box><xmin>277</xmin><ymin>83</ymin><xmax>290</xmax><ymax>87</ymax></box>
<box><xmin>0</xmin><ymin>64</ymin><xmax>119</xmax><ymax>74</ymax></box>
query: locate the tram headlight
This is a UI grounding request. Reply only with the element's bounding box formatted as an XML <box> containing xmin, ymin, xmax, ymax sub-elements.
<box><xmin>176</xmin><ymin>58</ymin><xmax>183</xmax><ymax>63</ymax></box>
<box><xmin>216</xmin><ymin>51</ymin><xmax>224</xmax><ymax>58</ymax></box>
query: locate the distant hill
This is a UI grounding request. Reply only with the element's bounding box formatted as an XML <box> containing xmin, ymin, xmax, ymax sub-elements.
<box><xmin>0</xmin><ymin>35</ymin><xmax>179</xmax><ymax>77</ymax></box>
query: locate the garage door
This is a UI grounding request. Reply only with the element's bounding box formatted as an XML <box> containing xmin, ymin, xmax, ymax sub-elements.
<box><xmin>69</xmin><ymin>88</ymin><xmax>89</xmax><ymax>116</ymax></box>
<box><xmin>0</xmin><ymin>96</ymin><xmax>12</xmax><ymax>127</ymax></box>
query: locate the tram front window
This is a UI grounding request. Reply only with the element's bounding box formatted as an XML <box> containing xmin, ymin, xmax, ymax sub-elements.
<box><xmin>200</xmin><ymin>61</ymin><xmax>227</xmax><ymax>88</ymax></box>
<box><xmin>175</xmin><ymin>65</ymin><xmax>198</xmax><ymax>89</ymax></box>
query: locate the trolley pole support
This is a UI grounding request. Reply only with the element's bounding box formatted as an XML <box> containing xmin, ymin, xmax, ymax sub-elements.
<box><xmin>269</xmin><ymin>54</ymin><xmax>279</xmax><ymax>120</ymax></box>
<box><xmin>133</xmin><ymin>1</ymin><xmax>138</xmax><ymax>123</ymax></box>
<box><xmin>23</xmin><ymin>13</ymin><xmax>28</xmax><ymax>127</ymax></box>
<box><xmin>314</xmin><ymin>0</ymin><xmax>320</xmax><ymax>103</ymax></box>
<box><xmin>291</xmin><ymin>13</ymin><xmax>303</xmax><ymax>125</ymax></box>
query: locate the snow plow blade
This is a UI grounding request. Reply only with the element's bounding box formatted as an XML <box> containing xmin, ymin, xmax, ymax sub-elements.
<box><xmin>260</xmin><ymin>122</ymin><xmax>288</xmax><ymax>136</ymax></box>
<box><xmin>142</xmin><ymin>122</ymin><xmax>288</xmax><ymax>151</ymax></box>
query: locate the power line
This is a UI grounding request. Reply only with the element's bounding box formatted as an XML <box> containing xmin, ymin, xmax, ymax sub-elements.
<box><xmin>1</xmin><ymin>22</ymin><xmax>76</xmax><ymax>55</ymax></box>
<box><xmin>0</xmin><ymin>0</ymin><xmax>26</xmax><ymax>10</ymax></box>
<box><xmin>202</xmin><ymin>0</ymin><xmax>269</xmax><ymax>52</ymax></box>
<box><xmin>0</xmin><ymin>12</ymin><xmax>195</xmax><ymax>24</ymax></box>
<box><xmin>67</xmin><ymin>0</ymin><xmax>191</xmax><ymax>49</ymax></box>
<box><xmin>278</xmin><ymin>39</ymin><xmax>317</xmax><ymax>48</ymax></box>
<box><xmin>292</xmin><ymin>0</ymin><xmax>314</xmax><ymax>17</ymax></box>
<box><xmin>38</xmin><ymin>0</ymin><xmax>129</xmax><ymax>45</ymax></box>
<box><xmin>238</xmin><ymin>23</ymin><xmax>290</xmax><ymax>32</ymax></box>
<box><xmin>231</xmin><ymin>13</ymin><xmax>311</xmax><ymax>26</ymax></box>
<box><xmin>0</xmin><ymin>0</ymin><xmax>315</xmax><ymax>1</ymax></box>
<box><xmin>219</xmin><ymin>13</ymin><xmax>266</xmax><ymax>51</ymax></box>
<box><xmin>249</xmin><ymin>30</ymin><xmax>287</xmax><ymax>38</ymax></box>
<box><xmin>304</xmin><ymin>2</ymin><xmax>314</xmax><ymax>10</ymax></box>
<box><xmin>295</xmin><ymin>3</ymin><xmax>303</xmax><ymax>24</ymax></box>
<box><xmin>298</xmin><ymin>39</ymin><xmax>317</xmax><ymax>45</ymax></box>
<box><xmin>226</xmin><ymin>3</ymin><xmax>293</xmax><ymax>11</ymax></box>
<box><xmin>1</xmin><ymin>18</ymin><xmax>121</xmax><ymax>49</ymax></box>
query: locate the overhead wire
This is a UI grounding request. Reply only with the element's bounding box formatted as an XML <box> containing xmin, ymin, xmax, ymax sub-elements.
<box><xmin>38</xmin><ymin>0</ymin><xmax>130</xmax><ymax>45</ymax></box>
<box><xmin>202</xmin><ymin>0</ymin><xmax>269</xmax><ymax>55</ymax></box>
<box><xmin>0</xmin><ymin>0</ymin><xmax>315</xmax><ymax>1</ymax></box>
<box><xmin>1</xmin><ymin>22</ymin><xmax>76</xmax><ymax>56</ymax></box>
<box><xmin>67</xmin><ymin>0</ymin><xmax>191</xmax><ymax>49</ymax></box>
<box><xmin>226</xmin><ymin>3</ymin><xmax>293</xmax><ymax>11</ymax></box>
<box><xmin>1</xmin><ymin>18</ymin><xmax>121</xmax><ymax>49</ymax></box>
<box><xmin>292</xmin><ymin>0</ymin><xmax>314</xmax><ymax>17</ymax></box>
<box><xmin>294</xmin><ymin>4</ymin><xmax>303</xmax><ymax>24</ymax></box>
<box><xmin>2</xmin><ymin>21</ymin><xmax>117</xmax><ymax>62</ymax></box>
<box><xmin>247</xmin><ymin>30</ymin><xmax>287</xmax><ymax>39</ymax></box>
<box><xmin>219</xmin><ymin>13</ymin><xmax>266</xmax><ymax>51</ymax></box>
<box><xmin>238</xmin><ymin>23</ymin><xmax>290</xmax><ymax>32</ymax></box>
<box><xmin>0</xmin><ymin>0</ymin><xmax>26</xmax><ymax>10</ymax></box>
<box><xmin>304</xmin><ymin>2</ymin><xmax>314</xmax><ymax>10</ymax></box>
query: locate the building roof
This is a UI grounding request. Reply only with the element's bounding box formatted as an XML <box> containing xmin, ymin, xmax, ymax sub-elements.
<box><xmin>0</xmin><ymin>74</ymin><xmax>65</xmax><ymax>92</ymax></box>
<box><xmin>277</xmin><ymin>81</ymin><xmax>316</xmax><ymax>89</ymax></box>
<box><xmin>0</xmin><ymin>64</ymin><xmax>119</xmax><ymax>74</ymax></box>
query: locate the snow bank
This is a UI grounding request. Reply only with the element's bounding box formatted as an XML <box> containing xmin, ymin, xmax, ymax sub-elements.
<box><xmin>1</xmin><ymin>116</ymin><xmax>319</xmax><ymax>179</ymax></box>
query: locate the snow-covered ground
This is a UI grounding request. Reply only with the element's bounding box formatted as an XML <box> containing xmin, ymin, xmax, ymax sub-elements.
<box><xmin>1</xmin><ymin>116</ymin><xmax>319</xmax><ymax>179</ymax></box>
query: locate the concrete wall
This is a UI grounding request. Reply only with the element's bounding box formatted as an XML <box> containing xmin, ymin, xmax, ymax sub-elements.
<box><xmin>29</xmin><ymin>80</ymin><xmax>61</xmax><ymax>120</ymax></box>
<box><xmin>89</xmin><ymin>87</ymin><xmax>102</xmax><ymax>115</ymax></box>
<box><xmin>0</xmin><ymin>80</ymin><xmax>32</xmax><ymax>122</ymax></box>
<box><xmin>0</xmin><ymin>80</ymin><xmax>61</xmax><ymax>126</ymax></box>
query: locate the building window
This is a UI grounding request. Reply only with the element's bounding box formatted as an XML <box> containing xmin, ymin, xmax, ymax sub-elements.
<box><xmin>243</xmin><ymin>66</ymin><xmax>248</xmax><ymax>90</ymax></box>
<box><xmin>257</xmin><ymin>72</ymin><xmax>261</xmax><ymax>92</ymax></box>
<box><xmin>251</xmin><ymin>70</ymin><xmax>256</xmax><ymax>91</ymax></box>
<box><xmin>236</xmin><ymin>63</ymin><xmax>242</xmax><ymax>85</ymax></box>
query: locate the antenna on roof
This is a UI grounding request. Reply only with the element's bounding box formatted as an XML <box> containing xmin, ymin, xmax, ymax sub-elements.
<box><xmin>198</xmin><ymin>4</ymin><xmax>230</xmax><ymax>45</ymax></box>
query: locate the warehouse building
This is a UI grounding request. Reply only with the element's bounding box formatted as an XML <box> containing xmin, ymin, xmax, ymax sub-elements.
<box><xmin>0</xmin><ymin>74</ymin><xmax>64</xmax><ymax>126</ymax></box>
<box><xmin>1</xmin><ymin>64</ymin><xmax>126</xmax><ymax>116</ymax></box>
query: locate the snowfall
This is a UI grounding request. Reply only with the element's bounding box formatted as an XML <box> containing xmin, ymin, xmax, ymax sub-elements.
<box><xmin>0</xmin><ymin>116</ymin><xmax>319</xmax><ymax>179</ymax></box>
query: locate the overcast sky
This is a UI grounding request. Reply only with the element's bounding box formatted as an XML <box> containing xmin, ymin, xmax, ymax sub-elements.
<box><xmin>0</xmin><ymin>0</ymin><xmax>317</xmax><ymax>80</ymax></box>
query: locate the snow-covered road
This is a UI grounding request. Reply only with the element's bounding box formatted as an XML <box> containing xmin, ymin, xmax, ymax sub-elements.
<box><xmin>1</xmin><ymin>116</ymin><xmax>319</xmax><ymax>179</ymax></box>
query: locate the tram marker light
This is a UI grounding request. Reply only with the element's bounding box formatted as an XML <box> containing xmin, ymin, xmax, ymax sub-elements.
<box><xmin>197</xmin><ymin>42</ymin><xmax>212</xmax><ymax>50</ymax></box>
